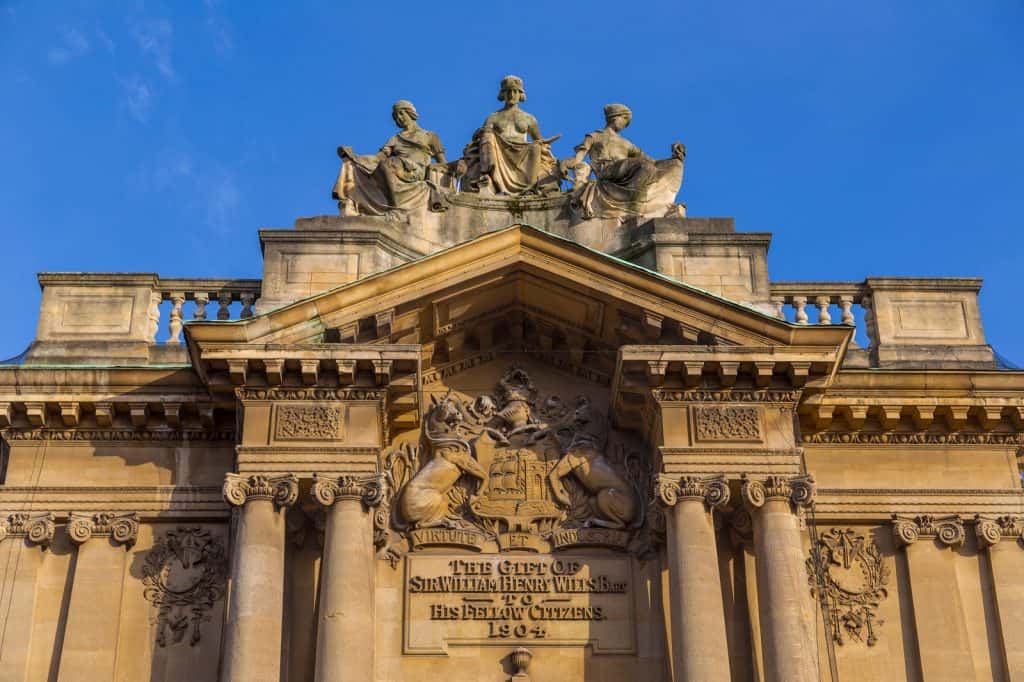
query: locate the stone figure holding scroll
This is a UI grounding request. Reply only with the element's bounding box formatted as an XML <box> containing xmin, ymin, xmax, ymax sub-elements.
<box><xmin>567</xmin><ymin>103</ymin><xmax>686</xmax><ymax>219</ymax></box>
<box><xmin>332</xmin><ymin>100</ymin><xmax>448</xmax><ymax>219</ymax></box>
<box><xmin>460</xmin><ymin>75</ymin><xmax>561</xmax><ymax>196</ymax></box>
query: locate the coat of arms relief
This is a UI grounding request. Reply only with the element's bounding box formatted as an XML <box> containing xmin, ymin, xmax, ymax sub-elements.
<box><xmin>377</xmin><ymin>367</ymin><xmax>650</xmax><ymax>559</ymax></box>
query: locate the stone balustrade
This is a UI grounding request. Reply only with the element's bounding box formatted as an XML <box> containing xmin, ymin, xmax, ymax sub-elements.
<box><xmin>154</xmin><ymin>278</ymin><xmax>262</xmax><ymax>345</ymax></box>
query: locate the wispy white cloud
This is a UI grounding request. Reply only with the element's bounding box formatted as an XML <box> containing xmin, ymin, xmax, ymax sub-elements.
<box><xmin>120</xmin><ymin>76</ymin><xmax>153</xmax><ymax>122</ymax></box>
<box><xmin>48</xmin><ymin>27</ymin><xmax>90</xmax><ymax>64</ymax></box>
<box><xmin>206</xmin><ymin>168</ymin><xmax>240</xmax><ymax>230</ymax></box>
<box><xmin>204</xmin><ymin>0</ymin><xmax>233</xmax><ymax>56</ymax></box>
<box><xmin>131</xmin><ymin>18</ymin><xmax>174</xmax><ymax>79</ymax></box>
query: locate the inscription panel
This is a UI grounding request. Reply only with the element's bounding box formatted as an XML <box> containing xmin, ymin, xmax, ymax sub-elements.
<box><xmin>404</xmin><ymin>554</ymin><xmax>635</xmax><ymax>655</ymax></box>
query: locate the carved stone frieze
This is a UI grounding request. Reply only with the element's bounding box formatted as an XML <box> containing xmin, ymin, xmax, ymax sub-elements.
<box><xmin>274</xmin><ymin>405</ymin><xmax>343</xmax><ymax>441</ymax></box>
<box><xmin>891</xmin><ymin>514</ymin><xmax>965</xmax><ymax>548</ymax></box>
<box><xmin>0</xmin><ymin>512</ymin><xmax>56</xmax><ymax>546</ymax></box>
<box><xmin>222</xmin><ymin>473</ymin><xmax>299</xmax><ymax>509</ymax></box>
<box><xmin>807</xmin><ymin>528</ymin><xmax>890</xmax><ymax>646</ymax></box>
<box><xmin>3</xmin><ymin>429</ymin><xmax>235</xmax><ymax>442</ymax></box>
<box><xmin>67</xmin><ymin>511</ymin><xmax>140</xmax><ymax>546</ymax></box>
<box><xmin>142</xmin><ymin>527</ymin><xmax>228</xmax><ymax>647</ymax></box>
<box><xmin>693</xmin><ymin>406</ymin><xmax>761</xmax><ymax>442</ymax></box>
<box><xmin>974</xmin><ymin>514</ymin><xmax>1023</xmax><ymax>548</ymax></box>
<box><xmin>804</xmin><ymin>431</ymin><xmax>1024</xmax><ymax>446</ymax></box>
<box><xmin>311</xmin><ymin>473</ymin><xmax>386</xmax><ymax>509</ymax></box>
<box><xmin>236</xmin><ymin>388</ymin><xmax>386</xmax><ymax>401</ymax></box>
<box><xmin>741</xmin><ymin>474</ymin><xmax>815</xmax><ymax>511</ymax></box>
<box><xmin>654</xmin><ymin>474</ymin><xmax>730</xmax><ymax>510</ymax></box>
<box><xmin>652</xmin><ymin>389</ymin><xmax>801</xmax><ymax>404</ymax></box>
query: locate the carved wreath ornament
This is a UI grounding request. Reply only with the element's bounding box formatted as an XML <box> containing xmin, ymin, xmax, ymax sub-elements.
<box><xmin>807</xmin><ymin>528</ymin><xmax>890</xmax><ymax>646</ymax></box>
<box><xmin>142</xmin><ymin>527</ymin><xmax>228</xmax><ymax>647</ymax></box>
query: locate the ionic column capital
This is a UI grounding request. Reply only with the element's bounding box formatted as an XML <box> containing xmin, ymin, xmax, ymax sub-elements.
<box><xmin>740</xmin><ymin>474</ymin><xmax>815</xmax><ymax>511</ymax></box>
<box><xmin>311</xmin><ymin>473</ymin><xmax>386</xmax><ymax>509</ymax></box>
<box><xmin>892</xmin><ymin>514</ymin><xmax>965</xmax><ymax>548</ymax></box>
<box><xmin>223</xmin><ymin>473</ymin><xmax>299</xmax><ymax>509</ymax></box>
<box><xmin>67</xmin><ymin>511</ymin><xmax>139</xmax><ymax>546</ymax></box>
<box><xmin>654</xmin><ymin>474</ymin><xmax>730</xmax><ymax>510</ymax></box>
<box><xmin>974</xmin><ymin>514</ymin><xmax>1023</xmax><ymax>549</ymax></box>
<box><xmin>0</xmin><ymin>512</ymin><xmax>56</xmax><ymax>547</ymax></box>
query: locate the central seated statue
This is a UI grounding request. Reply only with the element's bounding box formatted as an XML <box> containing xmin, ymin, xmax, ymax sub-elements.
<box><xmin>460</xmin><ymin>75</ymin><xmax>561</xmax><ymax>197</ymax></box>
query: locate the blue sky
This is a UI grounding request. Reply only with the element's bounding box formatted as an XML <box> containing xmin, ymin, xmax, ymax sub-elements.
<box><xmin>1</xmin><ymin>1</ymin><xmax>1022</xmax><ymax>362</ymax></box>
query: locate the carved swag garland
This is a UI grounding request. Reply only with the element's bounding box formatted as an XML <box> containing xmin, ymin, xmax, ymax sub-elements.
<box><xmin>376</xmin><ymin>367</ymin><xmax>650</xmax><ymax>559</ymax></box>
<box><xmin>807</xmin><ymin>528</ymin><xmax>890</xmax><ymax>647</ymax></box>
<box><xmin>142</xmin><ymin>527</ymin><xmax>228</xmax><ymax>647</ymax></box>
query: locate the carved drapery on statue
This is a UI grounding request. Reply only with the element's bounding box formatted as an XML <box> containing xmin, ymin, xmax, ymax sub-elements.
<box><xmin>460</xmin><ymin>76</ymin><xmax>561</xmax><ymax>196</ymax></box>
<box><xmin>331</xmin><ymin>100</ymin><xmax>450</xmax><ymax>219</ymax></box>
<box><xmin>568</xmin><ymin>103</ymin><xmax>685</xmax><ymax>220</ymax></box>
<box><xmin>377</xmin><ymin>367</ymin><xmax>649</xmax><ymax>560</ymax></box>
<box><xmin>330</xmin><ymin>79</ymin><xmax>686</xmax><ymax>218</ymax></box>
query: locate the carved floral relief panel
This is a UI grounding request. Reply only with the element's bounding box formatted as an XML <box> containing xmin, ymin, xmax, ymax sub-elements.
<box><xmin>692</xmin><ymin>405</ymin><xmax>762</xmax><ymax>442</ymax></box>
<box><xmin>273</xmin><ymin>403</ymin><xmax>344</xmax><ymax>441</ymax></box>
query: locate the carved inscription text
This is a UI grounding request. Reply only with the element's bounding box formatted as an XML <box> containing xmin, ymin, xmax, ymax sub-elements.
<box><xmin>404</xmin><ymin>554</ymin><xmax>635</xmax><ymax>654</ymax></box>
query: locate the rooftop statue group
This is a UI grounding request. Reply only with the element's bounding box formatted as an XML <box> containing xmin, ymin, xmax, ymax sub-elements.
<box><xmin>331</xmin><ymin>76</ymin><xmax>686</xmax><ymax>222</ymax></box>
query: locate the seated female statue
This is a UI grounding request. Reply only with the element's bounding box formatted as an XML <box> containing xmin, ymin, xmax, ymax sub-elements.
<box><xmin>460</xmin><ymin>75</ymin><xmax>561</xmax><ymax>196</ymax></box>
<box><xmin>331</xmin><ymin>100</ymin><xmax>447</xmax><ymax>219</ymax></box>
<box><xmin>567</xmin><ymin>103</ymin><xmax>686</xmax><ymax>220</ymax></box>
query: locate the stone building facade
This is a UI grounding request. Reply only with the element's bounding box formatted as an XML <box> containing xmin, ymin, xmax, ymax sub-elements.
<box><xmin>1</xmin><ymin>85</ymin><xmax>1022</xmax><ymax>681</ymax></box>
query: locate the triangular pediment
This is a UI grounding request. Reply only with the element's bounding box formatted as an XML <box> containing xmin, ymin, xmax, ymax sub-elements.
<box><xmin>186</xmin><ymin>224</ymin><xmax>849</xmax><ymax>355</ymax></box>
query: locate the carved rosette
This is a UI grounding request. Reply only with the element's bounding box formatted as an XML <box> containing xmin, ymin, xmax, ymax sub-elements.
<box><xmin>807</xmin><ymin>528</ymin><xmax>890</xmax><ymax>646</ymax></box>
<box><xmin>142</xmin><ymin>527</ymin><xmax>228</xmax><ymax>647</ymax></box>
<box><xmin>654</xmin><ymin>474</ymin><xmax>730</xmax><ymax>510</ymax></box>
<box><xmin>67</xmin><ymin>511</ymin><xmax>140</xmax><ymax>546</ymax></box>
<box><xmin>311</xmin><ymin>473</ymin><xmax>386</xmax><ymax>510</ymax></box>
<box><xmin>974</xmin><ymin>514</ymin><xmax>1023</xmax><ymax>549</ymax></box>
<box><xmin>222</xmin><ymin>473</ymin><xmax>299</xmax><ymax>509</ymax></box>
<box><xmin>740</xmin><ymin>474</ymin><xmax>815</xmax><ymax>512</ymax></box>
<box><xmin>0</xmin><ymin>512</ymin><xmax>56</xmax><ymax>547</ymax></box>
<box><xmin>891</xmin><ymin>514</ymin><xmax>965</xmax><ymax>548</ymax></box>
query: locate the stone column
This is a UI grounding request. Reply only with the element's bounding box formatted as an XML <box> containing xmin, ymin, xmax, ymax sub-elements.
<box><xmin>220</xmin><ymin>473</ymin><xmax>298</xmax><ymax>682</ymax></box>
<box><xmin>0</xmin><ymin>513</ymin><xmax>56</xmax><ymax>681</ymax></box>
<box><xmin>741</xmin><ymin>475</ymin><xmax>819</xmax><ymax>682</ymax></box>
<box><xmin>975</xmin><ymin>515</ymin><xmax>1024</xmax><ymax>679</ymax></box>
<box><xmin>655</xmin><ymin>474</ymin><xmax>732</xmax><ymax>681</ymax></box>
<box><xmin>311</xmin><ymin>473</ymin><xmax>385</xmax><ymax>682</ymax></box>
<box><xmin>58</xmin><ymin>512</ymin><xmax>140</xmax><ymax>682</ymax></box>
<box><xmin>892</xmin><ymin>515</ymin><xmax>975</xmax><ymax>681</ymax></box>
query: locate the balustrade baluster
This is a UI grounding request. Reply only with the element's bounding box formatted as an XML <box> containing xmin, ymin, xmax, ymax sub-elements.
<box><xmin>217</xmin><ymin>293</ymin><xmax>232</xmax><ymax>320</ymax></box>
<box><xmin>839</xmin><ymin>295</ymin><xmax>855</xmax><ymax>326</ymax></box>
<box><xmin>770</xmin><ymin>296</ymin><xmax>786</xmax><ymax>320</ymax></box>
<box><xmin>815</xmin><ymin>296</ymin><xmax>832</xmax><ymax>324</ymax></box>
<box><xmin>167</xmin><ymin>293</ymin><xmax>185</xmax><ymax>344</ymax></box>
<box><xmin>240</xmin><ymin>293</ymin><xmax>255</xmax><ymax>319</ymax></box>
<box><xmin>792</xmin><ymin>296</ymin><xmax>808</xmax><ymax>324</ymax></box>
<box><xmin>147</xmin><ymin>293</ymin><xmax>162</xmax><ymax>343</ymax></box>
<box><xmin>194</xmin><ymin>292</ymin><xmax>209</xmax><ymax>320</ymax></box>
